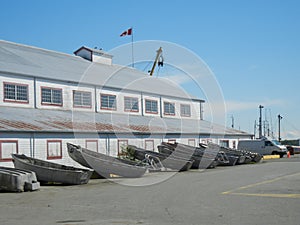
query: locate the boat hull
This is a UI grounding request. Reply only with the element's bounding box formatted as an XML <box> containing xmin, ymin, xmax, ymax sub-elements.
<box><xmin>159</xmin><ymin>143</ymin><xmax>217</xmax><ymax>169</ymax></box>
<box><xmin>12</xmin><ymin>154</ymin><xmax>92</xmax><ymax>185</ymax></box>
<box><xmin>129</xmin><ymin>145</ymin><xmax>193</xmax><ymax>171</ymax></box>
<box><xmin>67</xmin><ymin>143</ymin><xmax>147</xmax><ymax>178</ymax></box>
<box><xmin>67</xmin><ymin>143</ymin><xmax>104</xmax><ymax>179</ymax></box>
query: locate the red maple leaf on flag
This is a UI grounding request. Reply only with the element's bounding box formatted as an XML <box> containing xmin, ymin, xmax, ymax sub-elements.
<box><xmin>120</xmin><ymin>28</ymin><xmax>132</xmax><ymax>37</ymax></box>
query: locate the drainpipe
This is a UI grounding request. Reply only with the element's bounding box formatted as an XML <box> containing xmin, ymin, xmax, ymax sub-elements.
<box><xmin>34</xmin><ymin>77</ymin><xmax>37</xmax><ymax>109</ymax></box>
<box><xmin>141</xmin><ymin>92</ymin><xmax>144</xmax><ymax>116</ymax></box>
<box><xmin>106</xmin><ymin>134</ymin><xmax>110</xmax><ymax>155</ymax></box>
<box><xmin>159</xmin><ymin>96</ymin><xmax>163</xmax><ymax>118</ymax></box>
<box><xmin>94</xmin><ymin>86</ymin><xmax>97</xmax><ymax>113</ymax></box>
<box><xmin>30</xmin><ymin>132</ymin><xmax>36</xmax><ymax>157</ymax></box>
<box><xmin>30</xmin><ymin>133</ymin><xmax>33</xmax><ymax>157</ymax></box>
<box><xmin>200</xmin><ymin>102</ymin><xmax>203</xmax><ymax>120</ymax></box>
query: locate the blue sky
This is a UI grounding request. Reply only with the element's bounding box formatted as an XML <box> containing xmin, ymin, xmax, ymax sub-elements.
<box><xmin>1</xmin><ymin>0</ymin><xmax>300</xmax><ymax>139</ymax></box>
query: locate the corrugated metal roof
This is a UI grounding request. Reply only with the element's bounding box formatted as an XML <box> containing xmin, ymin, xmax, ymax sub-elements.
<box><xmin>0</xmin><ymin>40</ymin><xmax>202</xmax><ymax>101</ymax></box>
<box><xmin>0</xmin><ymin>106</ymin><xmax>251</xmax><ymax>136</ymax></box>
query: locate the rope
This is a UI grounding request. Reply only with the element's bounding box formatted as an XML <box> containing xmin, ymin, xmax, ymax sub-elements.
<box><xmin>142</xmin><ymin>60</ymin><xmax>153</xmax><ymax>73</ymax></box>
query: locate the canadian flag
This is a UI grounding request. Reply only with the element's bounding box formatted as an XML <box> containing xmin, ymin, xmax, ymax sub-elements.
<box><xmin>120</xmin><ymin>28</ymin><xmax>132</xmax><ymax>37</ymax></box>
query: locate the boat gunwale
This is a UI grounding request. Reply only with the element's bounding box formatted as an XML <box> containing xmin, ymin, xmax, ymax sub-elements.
<box><xmin>12</xmin><ymin>154</ymin><xmax>93</xmax><ymax>173</ymax></box>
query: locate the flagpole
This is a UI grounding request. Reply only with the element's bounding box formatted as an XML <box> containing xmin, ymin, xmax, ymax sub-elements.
<box><xmin>131</xmin><ymin>27</ymin><xmax>134</xmax><ymax>68</ymax></box>
<box><xmin>120</xmin><ymin>27</ymin><xmax>134</xmax><ymax>67</ymax></box>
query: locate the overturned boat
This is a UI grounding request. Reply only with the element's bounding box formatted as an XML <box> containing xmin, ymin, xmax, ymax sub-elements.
<box><xmin>0</xmin><ymin>166</ymin><xmax>40</xmax><ymax>192</ymax></box>
<box><xmin>128</xmin><ymin>145</ymin><xmax>193</xmax><ymax>172</ymax></box>
<box><xmin>67</xmin><ymin>143</ymin><xmax>147</xmax><ymax>178</ymax></box>
<box><xmin>200</xmin><ymin>143</ymin><xmax>239</xmax><ymax>166</ymax></box>
<box><xmin>12</xmin><ymin>154</ymin><xmax>93</xmax><ymax>185</ymax></box>
<box><xmin>158</xmin><ymin>142</ymin><xmax>218</xmax><ymax>169</ymax></box>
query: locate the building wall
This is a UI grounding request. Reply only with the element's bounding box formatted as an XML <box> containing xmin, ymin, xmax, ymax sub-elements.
<box><xmin>0</xmin><ymin>66</ymin><xmax>252</xmax><ymax>168</ymax></box>
<box><xmin>161</xmin><ymin>96</ymin><xmax>200</xmax><ymax>119</ymax></box>
<box><xmin>0</xmin><ymin>131</ymin><xmax>250</xmax><ymax>167</ymax></box>
<box><xmin>0</xmin><ymin>73</ymin><xmax>202</xmax><ymax>120</ymax></box>
<box><xmin>36</xmin><ymin>78</ymin><xmax>96</xmax><ymax>111</ymax></box>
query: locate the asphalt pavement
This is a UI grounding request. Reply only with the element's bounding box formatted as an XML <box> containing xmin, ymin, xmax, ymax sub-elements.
<box><xmin>1</xmin><ymin>155</ymin><xmax>300</xmax><ymax>225</ymax></box>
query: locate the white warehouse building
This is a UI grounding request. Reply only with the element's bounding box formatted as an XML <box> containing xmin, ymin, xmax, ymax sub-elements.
<box><xmin>0</xmin><ymin>40</ymin><xmax>252</xmax><ymax>167</ymax></box>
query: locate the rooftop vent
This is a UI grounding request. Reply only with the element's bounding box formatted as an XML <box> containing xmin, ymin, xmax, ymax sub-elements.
<box><xmin>74</xmin><ymin>46</ymin><xmax>113</xmax><ymax>65</ymax></box>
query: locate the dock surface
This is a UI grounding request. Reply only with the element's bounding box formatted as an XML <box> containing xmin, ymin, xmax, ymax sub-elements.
<box><xmin>1</xmin><ymin>155</ymin><xmax>299</xmax><ymax>225</ymax></box>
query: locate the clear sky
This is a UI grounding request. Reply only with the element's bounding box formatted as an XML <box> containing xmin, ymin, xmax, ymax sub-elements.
<box><xmin>1</xmin><ymin>0</ymin><xmax>300</xmax><ymax>140</ymax></box>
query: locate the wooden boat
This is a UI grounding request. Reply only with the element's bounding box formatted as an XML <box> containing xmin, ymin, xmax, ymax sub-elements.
<box><xmin>67</xmin><ymin>143</ymin><xmax>147</xmax><ymax>178</ymax></box>
<box><xmin>161</xmin><ymin>142</ymin><xmax>242</xmax><ymax>167</ymax></box>
<box><xmin>216</xmin><ymin>145</ymin><xmax>246</xmax><ymax>165</ymax></box>
<box><xmin>158</xmin><ymin>142</ymin><xmax>217</xmax><ymax>169</ymax></box>
<box><xmin>202</xmin><ymin>143</ymin><xmax>240</xmax><ymax>166</ymax></box>
<box><xmin>67</xmin><ymin>143</ymin><xmax>92</xmax><ymax>168</ymax></box>
<box><xmin>128</xmin><ymin>145</ymin><xmax>193</xmax><ymax>171</ymax></box>
<box><xmin>67</xmin><ymin>143</ymin><xmax>104</xmax><ymax>178</ymax></box>
<box><xmin>215</xmin><ymin>151</ymin><xmax>238</xmax><ymax>166</ymax></box>
<box><xmin>12</xmin><ymin>154</ymin><xmax>93</xmax><ymax>185</ymax></box>
<box><xmin>210</xmin><ymin>143</ymin><xmax>262</xmax><ymax>164</ymax></box>
<box><xmin>250</xmin><ymin>152</ymin><xmax>263</xmax><ymax>163</ymax></box>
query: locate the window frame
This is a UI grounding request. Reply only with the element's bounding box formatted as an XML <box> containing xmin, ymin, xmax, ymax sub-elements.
<box><xmin>85</xmin><ymin>140</ymin><xmax>99</xmax><ymax>152</ymax></box>
<box><xmin>180</xmin><ymin>104</ymin><xmax>191</xmax><ymax>117</ymax></box>
<box><xmin>145</xmin><ymin>140</ymin><xmax>155</xmax><ymax>151</ymax></box>
<box><xmin>41</xmin><ymin>86</ymin><xmax>63</xmax><ymax>106</ymax></box>
<box><xmin>100</xmin><ymin>94</ymin><xmax>117</xmax><ymax>111</ymax></box>
<box><xmin>163</xmin><ymin>101</ymin><xmax>175</xmax><ymax>116</ymax></box>
<box><xmin>219</xmin><ymin>140</ymin><xmax>229</xmax><ymax>148</ymax></box>
<box><xmin>47</xmin><ymin>140</ymin><xmax>62</xmax><ymax>160</ymax></box>
<box><xmin>3</xmin><ymin>82</ymin><xmax>29</xmax><ymax>104</ymax></box>
<box><xmin>145</xmin><ymin>99</ymin><xmax>158</xmax><ymax>114</ymax></box>
<box><xmin>232</xmin><ymin>140</ymin><xmax>236</xmax><ymax>149</ymax></box>
<box><xmin>73</xmin><ymin>90</ymin><xmax>92</xmax><ymax>108</ymax></box>
<box><xmin>117</xmin><ymin>139</ymin><xmax>128</xmax><ymax>156</ymax></box>
<box><xmin>124</xmin><ymin>96</ymin><xmax>139</xmax><ymax>112</ymax></box>
<box><xmin>188</xmin><ymin>139</ymin><xmax>196</xmax><ymax>147</ymax></box>
<box><xmin>0</xmin><ymin>140</ymin><xmax>18</xmax><ymax>162</ymax></box>
<box><xmin>168</xmin><ymin>139</ymin><xmax>176</xmax><ymax>144</ymax></box>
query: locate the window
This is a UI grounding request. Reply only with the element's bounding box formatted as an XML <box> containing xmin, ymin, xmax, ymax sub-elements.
<box><xmin>265</xmin><ymin>141</ymin><xmax>274</xmax><ymax>146</ymax></box>
<box><xmin>73</xmin><ymin>91</ymin><xmax>92</xmax><ymax>108</ymax></box>
<box><xmin>219</xmin><ymin>140</ymin><xmax>229</xmax><ymax>148</ymax></box>
<box><xmin>47</xmin><ymin>140</ymin><xmax>62</xmax><ymax>159</ymax></box>
<box><xmin>4</xmin><ymin>82</ymin><xmax>28</xmax><ymax>103</ymax></box>
<box><xmin>124</xmin><ymin>97</ymin><xmax>139</xmax><ymax>112</ymax></box>
<box><xmin>232</xmin><ymin>141</ymin><xmax>236</xmax><ymax>149</ymax></box>
<box><xmin>201</xmin><ymin>139</ymin><xmax>212</xmax><ymax>145</ymax></box>
<box><xmin>118</xmin><ymin>140</ymin><xmax>128</xmax><ymax>156</ymax></box>
<box><xmin>168</xmin><ymin>139</ymin><xmax>176</xmax><ymax>144</ymax></box>
<box><xmin>41</xmin><ymin>87</ymin><xmax>62</xmax><ymax>106</ymax></box>
<box><xmin>164</xmin><ymin>102</ymin><xmax>175</xmax><ymax>115</ymax></box>
<box><xmin>145</xmin><ymin>140</ymin><xmax>154</xmax><ymax>151</ymax></box>
<box><xmin>86</xmin><ymin>140</ymin><xmax>98</xmax><ymax>152</ymax></box>
<box><xmin>101</xmin><ymin>94</ymin><xmax>116</xmax><ymax>110</ymax></box>
<box><xmin>145</xmin><ymin>99</ymin><xmax>158</xmax><ymax>114</ymax></box>
<box><xmin>188</xmin><ymin>139</ymin><xmax>196</xmax><ymax>147</ymax></box>
<box><xmin>0</xmin><ymin>141</ymin><xmax>18</xmax><ymax>161</ymax></box>
<box><xmin>180</xmin><ymin>104</ymin><xmax>191</xmax><ymax>117</ymax></box>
